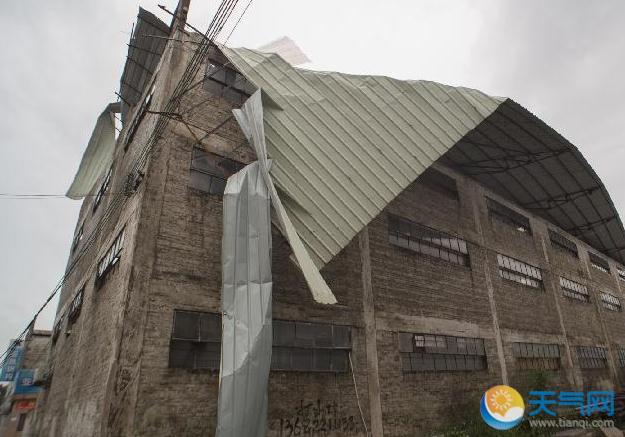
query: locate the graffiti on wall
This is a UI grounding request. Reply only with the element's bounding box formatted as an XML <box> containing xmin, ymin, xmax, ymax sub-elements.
<box><xmin>274</xmin><ymin>399</ymin><xmax>357</xmax><ymax>436</ymax></box>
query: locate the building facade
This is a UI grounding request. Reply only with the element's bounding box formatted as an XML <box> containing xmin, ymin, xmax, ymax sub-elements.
<box><xmin>25</xmin><ymin>3</ymin><xmax>625</xmax><ymax>437</ymax></box>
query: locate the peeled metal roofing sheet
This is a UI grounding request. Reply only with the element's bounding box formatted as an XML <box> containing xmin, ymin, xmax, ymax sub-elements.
<box><xmin>223</xmin><ymin>47</ymin><xmax>504</xmax><ymax>267</ymax></box>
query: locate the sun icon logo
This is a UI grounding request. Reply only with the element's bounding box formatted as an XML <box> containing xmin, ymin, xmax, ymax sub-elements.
<box><xmin>480</xmin><ymin>385</ymin><xmax>525</xmax><ymax>430</ymax></box>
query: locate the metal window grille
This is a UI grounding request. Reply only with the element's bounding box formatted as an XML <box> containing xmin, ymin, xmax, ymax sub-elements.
<box><xmin>416</xmin><ymin>167</ymin><xmax>458</xmax><ymax>200</ymax></box>
<box><xmin>487</xmin><ymin>197</ymin><xmax>531</xmax><ymax>234</ymax></box>
<box><xmin>576</xmin><ymin>346</ymin><xmax>608</xmax><ymax>369</ymax></box>
<box><xmin>589</xmin><ymin>253</ymin><xmax>610</xmax><ymax>273</ymax></box>
<box><xmin>549</xmin><ymin>229</ymin><xmax>578</xmax><ymax>258</ymax></box>
<box><xmin>124</xmin><ymin>83</ymin><xmax>155</xmax><ymax>150</ymax></box>
<box><xmin>617</xmin><ymin>348</ymin><xmax>625</xmax><ymax>367</ymax></box>
<box><xmin>204</xmin><ymin>61</ymin><xmax>255</xmax><ymax>106</ymax></box>
<box><xmin>600</xmin><ymin>291</ymin><xmax>622</xmax><ymax>312</ymax></box>
<box><xmin>497</xmin><ymin>253</ymin><xmax>543</xmax><ymax>289</ymax></box>
<box><xmin>93</xmin><ymin>166</ymin><xmax>113</xmax><ymax>212</ymax></box>
<box><xmin>512</xmin><ymin>342</ymin><xmax>561</xmax><ymax>370</ymax></box>
<box><xmin>399</xmin><ymin>333</ymin><xmax>487</xmax><ymax>372</ymax></box>
<box><xmin>388</xmin><ymin>215</ymin><xmax>469</xmax><ymax>267</ymax></box>
<box><xmin>618</xmin><ymin>269</ymin><xmax>625</xmax><ymax>282</ymax></box>
<box><xmin>169</xmin><ymin>310</ymin><xmax>222</xmax><ymax>370</ymax></box>
<box><xmin>272</xmin><ymin>320</ymin><xmax>351</xmax><ymax>373</ymax></box>
<box><xmin>72</xmin><ymin>223</ymin><xmax>84</xmax><ymax>253</ymax></box>
<box><xmin>67</xmin><ymin>287</ymin><xmax>84</xmax><ymax>323</ymax></box>
<box><xmin>96</xmin><ymin>228</ymin><xmax>125</xmax><ymax>287</ymax></box>
<box><xmin>559</xmin><ymin>276</ymin><xmax>590</xmax><ymax>302</ymax></box>
<box><xmin>188</xmin><ymin>147</ymin><xmax>245</xmax><ymax>195</ymax></box>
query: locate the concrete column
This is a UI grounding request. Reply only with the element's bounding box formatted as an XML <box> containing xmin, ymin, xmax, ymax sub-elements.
<box><xmin>358</xmin><ymin>227</ymin><xmax>384</xmax><ymax>437</ymax></box>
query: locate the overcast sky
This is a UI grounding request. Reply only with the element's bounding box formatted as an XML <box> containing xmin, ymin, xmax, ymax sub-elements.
<box><xmin>0</xmin><ymin>0</ymin><xmax>624</xmax><ymax>353</ymax></box>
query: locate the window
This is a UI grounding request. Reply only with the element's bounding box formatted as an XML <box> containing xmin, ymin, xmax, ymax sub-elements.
<box><xmin>204</xmin><ymin>61</ymin><xmax>254</xmax><ymax>105</ymax></box>
<box><xmin>169</xmin><ymin>310</ymin><xmax>221</xmax><ymax>370</ymax></box>
<box><xmin>67</xmin><ymin>287</ymin><xmax>84</xmax><ymax>323</ymax></box>
<box><xmin>188</xmin><ymin>147</ymin><xmax>245</xmax><ymax>195</ymax></box>
<box><xmin>549</xmin><ymin>229</ymin><xmax>578</xmax><ymax>258</ymax></box>
<box><xmin>497</xmin><ymin>254</ymin><xmax>543</xmax><ymax>289</ymax></box>
<box><xmin>512</xmin><ymin>342</ymin><xmax>561</xmax><ymax>370</ymax></box>
<box><xmin>416</xmin><ymin>167</ymin><xmax>458</xmax><ymax>199</ymax></box>
<box><xmin>589</xmin><ymin>253</ymin><xmax>610</xmax><ymax>273</ymax></box>
<box><xmin>600</xmin><ymin>291</ymin><xmax>621</xmax><ymax>312</ymax></box>
<box><xmin>17</xmin><ymin>413</ymin><xmax>27</xmax><ymax>432</ymax></box>
<box><xmin>618</xmin><ymin>269</ymin><xmax>625</xmax><ymax>282</ymax></box>
<box><xmin>617</xmin><ymin>348</ymin><xmax>625</xmax><ymax>367</ymax></box>
<box><xmin>576</xmin><ymin>346</ymin><xmax>607</xmax><ymax>369</ymax></box>
<box><xmin>388</xmin><ymin>215</ymin><xmax>469</xmax><ymax>267</ymax></box>
<box><xmin>96</xmin><ymin>228</ymin><xmax>125</xmax><ymax>287</ymax></box>
<box><xmin>52</xmin><ymin>317</ymin><xmax>63</xmax><ymax>344</ymax></box>
<box><xmin>93</xmin><ymin>166</ymin><xmax>113</xmax><ymax>212</ymax></box>
<box><xmin>272</xmin><ymin>320</ymin><xmax>351</xmax><ymax>372</ymax></box>
<box><xmin>487</xmin><ymin>198</ymin><xmax>531</xmax><ymax>234</ymax></box>
<box><xmin>560</xmin><ymin>276</ymin><xmax>590</xmax><ymax>302</ymax></box>
<box><xmin>72</xmin><ymin>223</ymin><xmax>84</xmax><ymax>253</ymax></box>
<box><xmin>124</xmin><ymin>83</ymin><xmax>155</xmax><ymax>150</ymax></box>
<box><xmin>399</xmin><ymin>333</ymin><xmax>486</xmax><ymax>372</ymax></box>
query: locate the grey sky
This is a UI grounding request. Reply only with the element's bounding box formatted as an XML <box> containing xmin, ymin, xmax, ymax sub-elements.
<box><xmin>0</xmin><ymin>0</ymin><xmax>624</xmax><ymax>352</ymax></box>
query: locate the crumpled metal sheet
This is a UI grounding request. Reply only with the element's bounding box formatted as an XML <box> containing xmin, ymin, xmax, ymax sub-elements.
<box><xmin>66</xmin><ymin>103</ymin><xmax>118</xmax><ymax>199</ymax></box>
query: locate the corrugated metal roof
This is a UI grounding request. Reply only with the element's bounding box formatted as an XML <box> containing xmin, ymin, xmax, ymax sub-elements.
<box><xmin>223</xmin><ymin>47</ymin><xmax>504</xmax><ymax>267</ymax></box>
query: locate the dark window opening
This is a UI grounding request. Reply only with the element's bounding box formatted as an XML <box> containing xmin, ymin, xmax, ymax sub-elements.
<box><xmin>576</xmin><ymin>346</ymin><xmax>607</xmax><ymax>369</ymax></box>
<box><xmin>67</xmin><ymin>287</ymin><xmax>84</xmax><ymax>323</ymax></box>
<box><xmin>512</xmin><ymin>342</ymin><xmax>561</xmax><ymax>370</ymax></box>
<box><xmin>124</xmin><ymin>83</ymin><xmax>155</xmax><ymax>150</ymax></box>
<box><xmin>17</xmin><ymin>413</ymin><xmax>27</xmax><ymax>432</ymax></box>
<box><xmin>52</xmin><ymin>317</ymin><xmax>63</xmax><ymax>344</ymax></box>
<box><xmin>487</xmin><ymin>197</ymin><xmax>531</xmax><ymax>234</ymax></box>
<box><xmin>399</xmin><ymin>333</ymin><xmax>487</xmax><ymax>372</ymax></box>
<box><xmin>589</xmin><ymin>253</ymin><xmax>610</xmax><ymax>273</ymax></box>
<box><xmin>559</xmin><ymin>276</ymin><xmax>590</xmax><ymax>303</ymax></box>
<box><xmin>416</xmin><ymin>167</ymin><xmax>458</xmax><ymax>200</ymax></box>
<box><xmin>388</xmin><ymin>215</ymin><xmax>469</xmax><ymax>267</ymax></box>
<box><xmin>617</xmin><ymin>348</ymin><xmax>625</xmax><ymax>367</ymax></box>
<box><xmin>549</xmin><ymin>229</ymin><xmax>578</xmax><ymax>258</ymax></box>
<box><xmin>497</xmin><ymin>253</ymin><xmax>543</xmax><ymax>289</ymax></box>
<box><xmin>93</xmin><ymin>166</ymin><xmax>113</xmax><ymax>213</ymax></box>
<box><xmin>96</xmin><ymin>228</ymin><xmax>125</xmax><ymax>288</ymax></box>
<box><xmin>188</xmin><ymin>147</ymin><xmax>245</xmax><ymax>195</ymax></box>
<box><xmin>272</xmin><ymin>320</ymin><xmax>351</xmax><ymax>372</ymax></box>
<box><xmin>169</xmin><ymin>310</ymin><xmax>221</xmax><ymax>370</ymax></box>
<box><xmin>204</xmin><ymin>61</ymin><xmax>255</xmax><ymax>106</ymax></box>
<box><xmin>600</xmin><ymin>291</ymin><xmax>621</xmax><ymax>312</ymax></box>
<box><xmin>71</xmin><ymin>223</ymin><xmax>84</xmax><ymax>253</ymax></box>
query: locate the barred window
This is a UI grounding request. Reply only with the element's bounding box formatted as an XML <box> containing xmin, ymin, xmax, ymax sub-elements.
<box><xmin>189</xmin><ymin>147</ymin><xmax>245</xmax><ymax>195</ymax></box>
<box><xmin>487</xmin><ymin>198</ymin><xmax>531</xmax><ymax>234</ymax></box>
<box><xmin>72</xmin><ymin>223</ymin><xmax>84</xmax><ymax>254</ymax></box>
<box><xmin>272</xmin><ymin>320</ymin><xmax>351</xmax><ymax>372</ymax></box>
<box><xmin>388</xmin><ymin>215</ymin><xmax>469</xmax><ymax>267</ymax></box>
<box><xmin>497</xmin><ymin>254</ymin><xmax>543</xmax><ymax>289</ymax></box>
<box><xmin>67</xmin><ymin>287</ymin><xmax>84</xmax><ymax>323</ymax></box>
<box><xmin>93</xmin><ymin>166</ymin><xmax>113</xmax><ymax>213</ymax></box>
<box><xmin>560</xmin><ymin>277</ymin><xmax>590</xmax><ymax>303</ymax></box>
<box><xmin>618</xmin><ymin>269</ymin><xmax>625</xmax><ymax>282</ymax></box>
<box><xmin>576</xmin><ymin>346</ymin><xmax>607</xmax><ymax>369</ymax></box>
<box><xmin>617</xmin><ymin>348</ymin><xmax>625</xmax><ymax>367</ymax></box>
<box><xmin>96</xmin><ymin>228</ymin><xmax>125</xmax><ymax>287</ymax></box>
<box><xmin>416</xmin><ymin>167</ymin><xmax>458</xmax><ymax>200</ymax></box>
<box><xmin>399</xmin><ymin>333</ymin><xmax>486</xmax><ymax>372</ymax></box>
<box><xmin>600</xmin><ymin>291</ymin><xmax>622</xmax><ymax>312</ymax></box>
<box><xmin>169</xmin><ymin>310</ymin><xmax>221</xmax><ymax>370</ymax></box>
<box><xmin>204</xmin><ymin>61</ymin><xmax>255</xmax><ymax>105</ymax></box>
<box><xmin>589</xmin><ymin>253</ymin><xmax>610</xmax><ymax>273</ymax></box>
<box><xmin>124</xmin><ymin>83</ymin><xmax>155</xmax><ymax>150</ymax></box>
<box><xmin>549</xmin><ymin>229</ymin><xmax>578</xmax><ymax>258</ymax></box>
<box><xmin>512</xmin><ymin>342</ymin><xmax>561</xmax><ymax>370</ymax></box>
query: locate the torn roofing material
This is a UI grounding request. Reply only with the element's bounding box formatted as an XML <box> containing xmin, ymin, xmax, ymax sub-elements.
<box><xmin>222</xmin><ymin>47</ymin><xmax>625</xmax><ymax>266</ymax></box>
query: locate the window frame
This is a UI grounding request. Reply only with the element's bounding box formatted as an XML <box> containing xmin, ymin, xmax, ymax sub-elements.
<box><xmin>93</xmin><ymin>166</ymin><xmax>113</xmax><ymax>213</ymax></box>
<box><xmin>486</xmin><ymin>197</ymin><xmax>532</xmax><ymax>234</ymax></box>
<box><xmin>600</xmin><ymin>291</ymin><xmax>622</xmax><ymax>312</ymax></box>
<box><xmin>416</xmin><ymin>167</ymin><xmax>459</xmax><ymax>200</ymax></box>
<box><xmin>497</xmin><ymin>253</ymin><xmax>543</xmax><ymax>289</ymax></box>
<box><xmin>67</xmin><ymin>287</ymin><xmax>84</xmax><ymax>323</ymax></box>
<box><xmin>169</xmin><ymin>310</ymin><xmax>222</xmax><ymax>370</ymax></box>
<box><xmin>549</xmin><ymin>229</ymin><xmax>578</xmax><ymax>258</ymax></box>
<box><xmin>576</xmin><ymin>346</ymin><xmax>608</xmax><ymax>369</ymax></box>
<box><xmin>95</xmin><ymin>228</ymin><xmax>125</xmax><ymax>288</ymax></box>
<box><xmin>512</xmin><ymin>342</ymin><xmax>561</xmax><ymax>370</ymax></box>
<box><xmin>124</xmin><ymin>83</ymin><xmax>156</xmax><ymax>151</ymax></box>
<box><xmin>71</xmin><ymin>223</ymin><xmax>84</xmax><ymax>254</ymax></box>
<box><xmin>589</xmin><ymin>252</ymin><xmax>610</xmax><ymax>273</ymax></box>
<box><xmin>188</xmin><ymin>147</ymin><xmax>245</xmax><ymax>195</ymax></box>
<box><xmin>559</xmin><ymin>276</ymin><xmax>590</xmax><ymax>303</ymax></box>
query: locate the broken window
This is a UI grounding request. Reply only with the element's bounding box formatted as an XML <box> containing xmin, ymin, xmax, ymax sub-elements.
<box><xmin>497</xmin><ymin>253</ymin><xmax>543</xmax><ymax>289</ymax></box>
<box><xmin>600</xmin><ymin>291</ymin><xmax>621</xmax><ymax>312</ymax></box>
<box><xmin>188</xmin><ymin>147</ymin><xmax>245</xmax><ymax>195</ymax></box>
<box><xmin>388</xmin><ymin>215</ymin><xmax>469</xmax><ymax>267</ymax></box>
<box><xmin>487</xmin><ymin>198</ymin><xmax>531</xmax><ymax>234</ymax></box>
<box><xmin>169</xmin><ymin>310</ymin><xmax>222</xmax><ymax>370</ymax></box>
<box><xmin>95</xmin><ymin>228</ymin><xmax>125</xmax><ymax>288</ymax></box>
<box><xmin>576</xmin><ymin>346</ymin><xmax>607</xmax><ymax>369</ymax></box>
<box><xmin>204</xmin><ymin>61</ymin><xmax>255</xmax><ymax>105</ymax></box>
<box><xmin>416</xmin><ymin>167</ymin><xmax>458</xmax><ymax>200</ymax></box>
<box><xmin>399</xmin><ymin>333</ymin><xmax>487</xmax><ymax>372</ymax></box>
<box><xmin>549</xmin><ymin>229</ymin><xmax>578</xmax><ymax>258</ymax></box>
<box><xmin>67</xmin><ymin>287</ymin><xmax>84</xmax><ymax>323</ymax></box>
<box><xmin>93</xmin><ymin>166</ymin><xmax>113</xmax><ymax>213</ymax></box>
<box><xmin>71</xmin><ymin>223</ymin><xmax>84</xmax><ymax>253</ymax></box>
<box><xmin>124</xmin><ymin>83</ymin><xmax>155</xmax><ymax>150</ymax></box>
<box><xmin>560</xmin><ymin>276</ymin><xmax>590</xmax><ymax>303</ymax></box>
<box><xmin>512</xmin><ymin>342</ymin><xmax>561</xmax><ymax>370</ymax></box>
<box><xmin>589</xmin><ymin>253</ymin><xmax>610</xmax><ymax>273</ymax></box>
<box><xmin>272</xmin><ymin>320</ymin><xmax>351</xmax><ymax>372</ymax></box>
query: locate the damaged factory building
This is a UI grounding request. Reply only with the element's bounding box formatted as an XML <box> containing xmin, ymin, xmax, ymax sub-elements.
<box><xmin>20</xmin><ymin>2</ymin><xmax>625</xmax><ymax>436</ymax></box>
